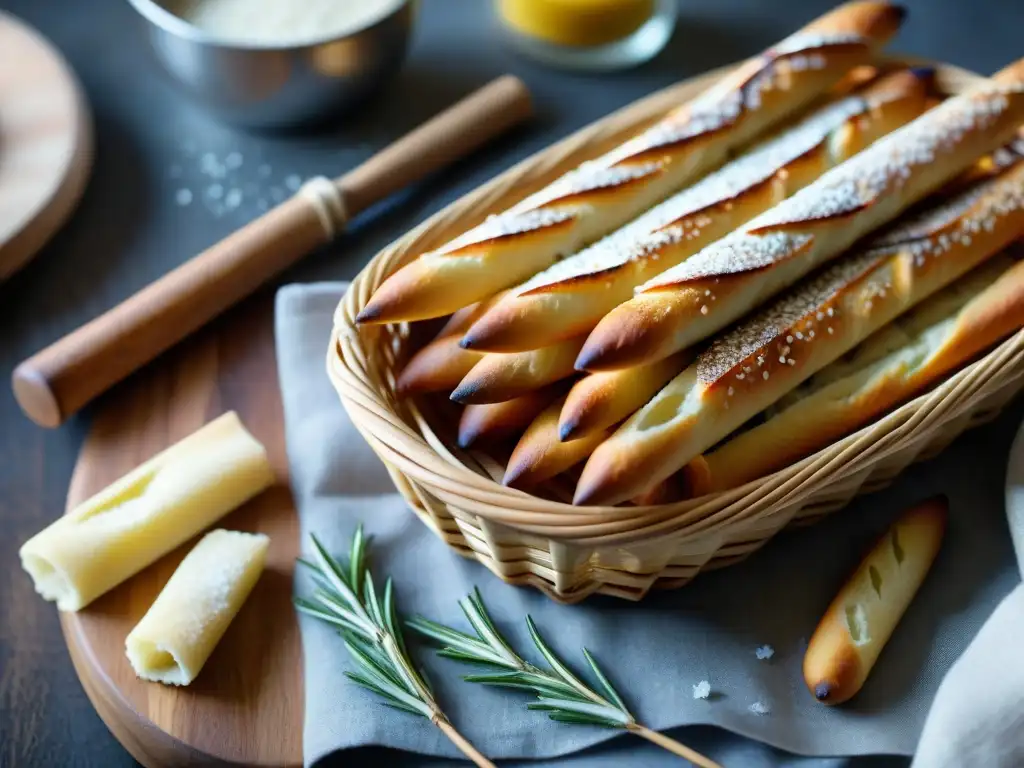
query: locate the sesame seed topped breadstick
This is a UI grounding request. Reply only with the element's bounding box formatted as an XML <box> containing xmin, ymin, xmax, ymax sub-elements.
<box><xmin>575</xmin><ymin>159</ymin><xmax>1024</xmax><ymax>505</ymax></box>
<box><xmin>357</xmin><ymin>3</ymin><xmax>906</xmax><ymax>325</ymax></box>
<box><xmin>462</xmin><ymin>68</ymin><xmax>931</xmax><ymax>353</ymax></box>
<box><xmin>579</xmin><ymin>58</ymin><xmax>1024</xmax><ymax>372</ymax></box>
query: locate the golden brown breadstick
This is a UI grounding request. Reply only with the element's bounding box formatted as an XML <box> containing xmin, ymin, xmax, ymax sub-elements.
<box><xmin>804</xmin><ymin>496</ymin><xmax>947</xmax><ymax>705</ymax></box>
<box><xmin>457</xmin><ymin>386</ymin><xmax>563</xmax><ymax>448</ymax></box>
<box><xmin>395</xmin><ymin>293</ymin><xmax>509</xmax><ymax>394</ymax></box>
<box><xmin>579</xmin><ymin>58</ymin><xmax>1024</xmax><ymax>372</ymax></box>
<box><xmin>396</xmin><ymin>334</ymin><xmax>484</xmax><ymax>395</ymax></box>
<box><xmin>451</xmin><ymin>336</ymin><xmax>585</xmax><ymax>404</ymax></box>
<box><xmin>462</xmin><ymin>68</ymin><xmax>931</xmax><ymax>352</ymax></box>
<box><xmin>559</xmin><ymin>352</ymin><xmax>691</xmax><ymax>441</ymax></box>
<box><xmin>357</xmin><ymin>2</ymin><xmax>906</xmax><ymax>324</ymax></box>
<box><xmin>504</xmin><ymin>395</ymin><xmax>612</xmax><ymax>489</ymax></box>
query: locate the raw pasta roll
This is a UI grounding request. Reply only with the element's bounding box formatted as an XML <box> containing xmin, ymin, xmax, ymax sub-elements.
<box><xmin>19</xmin><ymin>411</ymin><xmax>274</xmax><ymax>611</ymax></box>
<box><xmin>126</xmin><ymin>529</ymin><xmax>269</xmax><ymax>686</ymax></box>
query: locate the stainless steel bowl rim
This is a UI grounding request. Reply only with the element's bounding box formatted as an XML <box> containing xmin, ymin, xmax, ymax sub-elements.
<box><xmin>125</xmin><ymin>0</ymin><xmax>410</xmax><ymax>51</ymax></box>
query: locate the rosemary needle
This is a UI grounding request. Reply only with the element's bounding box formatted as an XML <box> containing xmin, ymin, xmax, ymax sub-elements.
<box><xmin>409</xmin><ymin>588</ymin><xmax>721</xmax><ymax>768</ymax></box>
<box><xmin>294</xmin><ymin>528</ymin><xmax>494</xmax><ymax>768</ymax></box>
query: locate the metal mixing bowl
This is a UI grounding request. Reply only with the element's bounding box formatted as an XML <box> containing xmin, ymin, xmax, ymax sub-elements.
<box><xmin>126</xmin><ymin>0</ymin><xmax>414</xmax><ymax>128</ymax></box>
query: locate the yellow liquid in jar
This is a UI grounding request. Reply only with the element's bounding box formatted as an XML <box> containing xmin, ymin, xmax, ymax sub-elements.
<box><xmin>498</xmin><ymin>0</ymin><xmax>657</xmax><ymax>48</ymax></box>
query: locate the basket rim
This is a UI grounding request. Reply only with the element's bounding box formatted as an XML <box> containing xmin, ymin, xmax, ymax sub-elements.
<box><xmin>329</xmin><ymin>54</ymin><xmax>1023</xmax><ymax>541</ymax></box>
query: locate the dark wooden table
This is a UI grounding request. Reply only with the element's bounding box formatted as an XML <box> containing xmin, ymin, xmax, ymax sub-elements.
<box><xmin>3</xmin><ymin>1</ymin><xmax>1023</xmax><ymax>765</ymax></box>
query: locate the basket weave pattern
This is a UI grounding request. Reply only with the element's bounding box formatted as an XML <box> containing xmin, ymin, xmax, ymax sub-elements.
<box><xmin>330</xmin><ymin>59</ymin><xmax>1024</xmax><ymax>603</ymax></box>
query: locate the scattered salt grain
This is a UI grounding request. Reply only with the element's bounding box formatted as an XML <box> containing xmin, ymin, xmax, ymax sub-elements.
<box><xmin>749</xmin><ymin>701</ymin><xmax>770</xmax><ymax>716</ymax></box>
<box><xmin>225</xmin><ymin>151</ymin><xmax>244</xmax><ymax>169</ymax></box>
<box><xmin>755</xmin><ymin>644</ymin><xmax>774</xmax><ymax>660</ymax></box>
<box><xmin>224</xmin><ymin>188</ymin><xmax>243</xmax><ymax>209</ymax></box>
<box><xmin>206</xmin><ymin>183</ymin><xmax>224</xmax><ymax>200</ymax></box>
<box><xmin>175</xmin><ymin>189</ymin><xmax>193</xmax><ymax>206</ymax></box>
<box><xmin>692</xmin><ymin>681</ymin><xmax>711</xmax><ymax>700</ymax></box>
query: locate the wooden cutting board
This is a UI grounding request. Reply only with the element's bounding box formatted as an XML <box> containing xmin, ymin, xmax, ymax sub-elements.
<box><xmin>59</xmin><ymin>291</ymin><xmax>304</xmax><ymax>768</ymax></box>
<box><xmin>0</xmin><ymin>11</ymin><xmax>92</xmax><ymax>280</ymax></box>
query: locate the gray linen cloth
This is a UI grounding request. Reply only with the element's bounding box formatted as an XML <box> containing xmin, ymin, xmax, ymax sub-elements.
<box><xmin>276</xmin><ymin>283</ymin><xmax>1023</xmax><ymax>767</ymax></box>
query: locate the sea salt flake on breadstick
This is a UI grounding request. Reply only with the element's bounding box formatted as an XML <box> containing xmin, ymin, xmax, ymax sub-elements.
<box><xmin>19</xmin><ymin>412</ymin><xmax>274</xmax><ymax>611</ymax></box>
<box><xmin>126</xmin><ymin>529</ymin><xmax>269</xmax><ymax>686</ymax></box>
<box><xmin>804</xmin><ymin>497</ymin><xmax>947</xmax><ymax>704</ymax></box>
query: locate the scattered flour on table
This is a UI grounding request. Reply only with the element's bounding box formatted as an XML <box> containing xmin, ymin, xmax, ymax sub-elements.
<box><xmin>748</xmin><ymin>701</ymin><xmax>771</xmax><ymax>716</ymax></box>
<box><xmin>755</xmin><ymin>644</ymin><xmax>775</xmax><ymax>660</ymax></box>
<box><xmin>169</xmin><ymin>143</ymin><xmax>308</xmax><ymax>220</ymax></box>
<box><xmin>692</xmin><ymin>680</ymin><xmax>711</xmax><ymax>700</ymax></box>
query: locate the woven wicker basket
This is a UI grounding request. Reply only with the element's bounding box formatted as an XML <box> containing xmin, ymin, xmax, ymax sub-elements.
<box><xmin>330</xmin><ymin>56</ymin><xmax>1024</xmax><ymax>603</ymax></box>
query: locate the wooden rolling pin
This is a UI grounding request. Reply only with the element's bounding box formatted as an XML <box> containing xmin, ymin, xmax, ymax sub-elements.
<box><xmin>13</xmin><ymin>75</ymin><xmax>533</xmax><ymax>428</ymax></box>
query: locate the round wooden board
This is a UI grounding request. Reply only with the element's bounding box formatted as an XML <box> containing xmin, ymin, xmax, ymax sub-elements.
<box><xmin>0</xmin><ymin>11</ymin><xmax>92</xmax><ymax>280</ymax></box>
<box><xmin>59</xmin><ymin>293</ymin><xmax>303</xmax><ymax>768</ymax></box>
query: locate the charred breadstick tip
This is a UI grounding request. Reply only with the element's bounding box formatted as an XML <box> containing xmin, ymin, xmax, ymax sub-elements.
<box><xmin>504</xmin><ymin>396</ymin><xmax>612</xmax><ymax>489</ymax></box>
<box><xmin>457</xmin><ymin>386</ymin><xmax>561</xmax><ymax>448</ymax></box>
<box><xmin>451</xmin><ymin>336</ymin><xmax>584</xmax><ymax>405</ymax></box>
<box><xmin>396</xmin><ymin>334</ymin><xmax>483</xmax><ymax>395</ymax></box>
<box><xmin>803</xmin><ymin>496</ymin><xmax>947</xmax><ymax>705</ymax></box>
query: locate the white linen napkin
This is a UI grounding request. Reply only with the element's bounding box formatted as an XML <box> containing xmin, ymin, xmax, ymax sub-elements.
<box><xmin>276</xmin><ymin>282</ymin><xmax>1023</xmax><ymax>767</ymax></box>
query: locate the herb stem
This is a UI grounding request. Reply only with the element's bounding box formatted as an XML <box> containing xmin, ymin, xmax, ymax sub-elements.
<box><xmin>627</xmin><ymin>723</ymin><xmax>722</xmax><ymax>768</ymax></box>
<box><xmin>297</xmin><ymin>530</ymin><xmax>494</xmax><ymax>766</ymax></box>
<box><xmin>434</xmin><ymin>717</ymin><xmax>497</xmax><ymax>768</ymax></box>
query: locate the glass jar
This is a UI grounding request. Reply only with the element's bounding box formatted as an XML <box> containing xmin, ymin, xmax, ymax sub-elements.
<box><xmin>496</xmin><ymin>0</ymin><xmax>676</xmax><ymax>72</ymax></box>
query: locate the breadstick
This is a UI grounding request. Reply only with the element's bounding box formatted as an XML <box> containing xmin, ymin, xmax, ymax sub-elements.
<box><xmin>126</xmin><ymin>529</ymin><xmax>269</xmax><ymax>686</ymax></box>
<box><xmin>397</xmin><ymin>334</ymin><xmax>484</xmax><ymax>395</ymax></box>
<box><xmin>20</xmin><ymin>412</ymin><xmax>274</xmax><ymax>610</ymax></box>
<box><xmin>505</xmin><ymin>395</ymin><xmax>613</xmax><ymax>488</ymax></box>
<box><xmin>396</xmin><ymin>293</ymin><xmax>508</xmax><ymax>394</ymax></box>
<box><xmin>574</xmin><ymin>163</ymin><xmax>1024</xmax><ymax>505</ymax></box>
<box><xmin>462</xmin><ymin>68</ymin><xmax>931</xmax><ymax>352</ymax></box>
<box><xmin>699</xmin><ymin>253</ymin><xmax>1024</xmax><ymax>491</ymax></box>
<box><xmin>804</xmin><ymin>497</ymin><xmax>947</xmax><ymax>705</ymax></box>
<box><xmin>559</xmin><ymin>352</ymin><xmax>691</xmax><ymax>441</ymax></box>
<box><xmin>357</xmin><ymin>2</ymin><xmax>906</xmax><ymax>324</ymax></box>
<box><xmin>451</xmin><ymin>336</ymin><xmax>585</xmax><ymax>404</ymax></box>
<box><xmin>579</xmin><ymin>58</ymin><xmax>1024</xmax><ymax>371</ymax></box>
<box><xmin>458</xmin><ymin>386</ymin><xmax>563</xmax><ymax>448</ymax></box>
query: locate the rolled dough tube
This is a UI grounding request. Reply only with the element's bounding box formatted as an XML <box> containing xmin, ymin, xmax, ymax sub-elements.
<box><xmin>126</xmin><ymin>529</ymin><xmax>269</xmax><ymax>686</ymax></box>
<box><xmin>19</xmin><ymin>411</ymin><xmax>275</xmax><ymax>611</ymax></box>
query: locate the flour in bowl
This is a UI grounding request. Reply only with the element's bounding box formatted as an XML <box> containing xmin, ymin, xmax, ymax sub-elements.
<box><xmin>166</xmin><ymin>0</ymin><xmax>403</xmax><ymax>46</ymax></box>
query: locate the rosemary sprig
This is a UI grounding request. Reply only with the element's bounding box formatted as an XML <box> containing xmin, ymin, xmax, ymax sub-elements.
<box><xmin>408</xmin><ymin>589</ymin><xmax>721</xmax><ymax>768</ymax></box>
<box><xmin>294</xmin><ymin>529</ymin><xmax>494</xmax><ymax>768</ymax></box>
